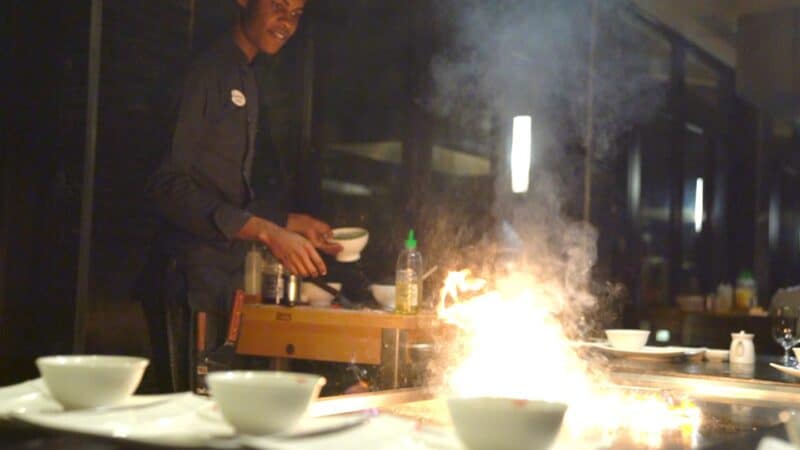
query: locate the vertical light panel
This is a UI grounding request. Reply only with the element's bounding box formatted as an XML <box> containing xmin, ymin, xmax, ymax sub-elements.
<box><xmin>694</xmin><ymin>177</ymin><xmax>704</xmax><ymax>233</ymax></box>
<box><xmin>511</xmin><ymin>115</ymin><xmax>532</xmax><ymax>194</ymax></box>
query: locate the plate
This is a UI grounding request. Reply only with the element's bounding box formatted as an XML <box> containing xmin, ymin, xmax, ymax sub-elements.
<box><xmin>595</xmin><ymin>345</ymin><xmax>694</xmax><ymax>359</ymax></box>
<box><xmin>0</xmin><ymin>378</ymin><xmax>183</xmax><ymax>418</ymax></box>
<box><xmin>770</xmin><ymin>363</ymin><xmax>800</xmax><ymax>378</ymax></box>
<box><xmin>11</xmin><ymin>392</ymin><xmax>234</xmax><ymax>447</ymax></box>
<box><xmin>0</xmin><ymin>378</ymin><xmax>58</xmax><ymax>416</ymax></box>
<box><xmin>8</xmin><ymin>385</ymin><xmax>445</xmax><ymax>449</ymax></box>
<box><xmin>238</xmin><ymin>414</ymin><xmax>457</xmax><ymax>450</ymax></box>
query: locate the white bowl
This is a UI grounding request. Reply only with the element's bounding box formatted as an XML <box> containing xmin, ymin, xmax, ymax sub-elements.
<box><xmin>329</xmin><ymin>228</ymin><xmax>369</xmax><ymax>262</ymax></box>
<box><xmin>207</xmin><ymin>371</ymin><xmax>326</xmax><ymax>436</ymax></box>
<box><xmin>447</xmin><ymin>397</ymin><xmax>567</xmax><ymax>450</ymax></box>
<box><xmin>300</xmin><ymin>282</ymin><xmax>341</xmax><ymax>307</ymax></box>
<box><xmin>36</xmin><ymin>355</ymin><xmax>148</xmax><ymax>410</ymax></box>
<box><xmin>604</xmin><ymin>329</ymin><xmax>650</xmax><ymax>351</ymax></box>
<box><xmin>706</xmin><ymin>349</ymin><xmax>730</xmax><ymax>362</ymax></box>
<box><xmin>370</xmin><ymin>284</ymin><xmax>396</xmax><ymax>310</ymax></box>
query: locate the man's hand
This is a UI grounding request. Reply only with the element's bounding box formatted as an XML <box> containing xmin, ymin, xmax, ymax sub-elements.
<box><xmin>236</xmin><ymin>216</ymin><xmax>327</xmax><ymax>277</ymax></box>
<box><xmin>286</xmin><ymin>213</ymin><xmax>343</xmax><ymax>256</ymax></box>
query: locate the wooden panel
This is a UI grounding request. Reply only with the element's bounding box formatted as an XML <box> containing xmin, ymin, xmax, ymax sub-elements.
<box><xmin>237</xmin><ymin>317</ymin><xmax>383</xmax><ymax>364</ymax></box>
<box><xmin>241</xmin><ymin>304</ymin><xmax>438</xmax><ymax>330</ymax></box>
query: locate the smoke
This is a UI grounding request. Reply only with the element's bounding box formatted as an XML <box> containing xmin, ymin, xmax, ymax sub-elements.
<box><xmin>428</xmin><ymin>0</ymin><xmax>665</xmax><ymax>333</ymax></box>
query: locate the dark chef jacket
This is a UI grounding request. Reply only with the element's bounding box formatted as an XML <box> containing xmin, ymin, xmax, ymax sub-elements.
<box><xmin>147</xmin><ymin>36</ymin><xmax>288</xmax><ymax>315</ymax></box>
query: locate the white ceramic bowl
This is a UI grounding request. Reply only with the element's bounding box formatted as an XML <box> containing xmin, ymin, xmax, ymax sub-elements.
<box><xmin>370</xmin><ymin>284</ymin><xmax>396</xmax><ymax>310</ymax></box>
<box><xmin>207</xmin><ymin>371</ymin><xmax>326</xmax><ymax>436</ymax></box>
<box><xmin>447</xmin><ymin>397</ymin><xmax>567</xmax><ymax>450</ymax></box>
<box><xmin>604</xmin><ymin>329</ymin><xmax>650</xmax><ymax>351</ymax></box>
<box><xmin>329</xmin><ymin>228</ymin><xmax>369</xmax><ymax>262</ymax></box>
<box><xmin>36</xmin><ymin>355</ymin><xmax>149</xmax><ymax>410</ymax></box>
<box><xmin>300</xmin><ymin>282</ymin><xmax>341</xmax><ymax>307</ymax></box>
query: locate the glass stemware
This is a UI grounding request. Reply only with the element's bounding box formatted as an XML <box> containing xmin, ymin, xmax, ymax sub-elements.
<box><xmin>772</xmin><ymin>305</ymin><xmax>800</xmax><ymax>366</ymax></box>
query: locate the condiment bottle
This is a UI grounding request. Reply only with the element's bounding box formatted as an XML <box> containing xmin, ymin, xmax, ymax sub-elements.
<box><xmin>735</xmin><ymin>271</ymin><xmax>757</xmax><ymax>310</ymax></box>
<box><xmin>244</xmin><ymin>243</ymin><xmax>264</xmax><ymax>297</ymax></box>
<box><xmin>395</xmin><ymin>229</ymin><xmax>423</xmax><ymax>315</ymax></box>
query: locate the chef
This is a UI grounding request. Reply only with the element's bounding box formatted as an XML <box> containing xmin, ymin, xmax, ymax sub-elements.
<box><xmin>146</xmin><ymin>0</ymin><xmax>340</xmax><ymax>389</ymax></box>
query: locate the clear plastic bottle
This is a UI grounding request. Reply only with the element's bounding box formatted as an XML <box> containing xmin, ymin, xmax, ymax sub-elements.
<box><xmin>735</xmin><ymin>270</ymin><xmax>757</xmax><ymax>311</ymax></box>
<box><xmin>395</xmin><ymin>230</ymin><xmax>423</xmax><ymax>315</ymax></box>
<box><xmin>244</xmin><ymin>243</ymin><xmax>264</xmax><ymax>297</ymax></box>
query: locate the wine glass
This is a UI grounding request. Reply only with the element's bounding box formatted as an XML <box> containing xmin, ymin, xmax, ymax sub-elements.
<box><xmin>772</xmin><ymin>305</ymin><xmax>800</xmax><ymax>365</ymax></box>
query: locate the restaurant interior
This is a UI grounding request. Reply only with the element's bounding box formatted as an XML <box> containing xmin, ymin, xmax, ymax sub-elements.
<box><xmin>5</xmin><ymin>0</ymin><xmax>800</xmax><ymax>448</ymax></box>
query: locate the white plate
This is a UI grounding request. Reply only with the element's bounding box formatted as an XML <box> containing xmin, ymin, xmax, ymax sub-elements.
<box><xmin>7</xmin><ymin>384</ymin><xmax>452</xmax><ymax>449</ymax></box>
<box><xmin>239</xmin><ymin>414</ymin><xmax>460</xmax><ymax>450</ymax></box>
<box><xmin>11</xmin><ymin>392</ymin><xmax>234</xmax><ymax>447</ymax></box>
<box><xmin>0</xmin><ymin>378</ymin><xmax>183</xmax><ymax>417</ymax></box>
<box><xmin>771</xmin><ymin>363</ymin><xmax>800</xmax><ymax>379</ymax></box>
<box><xmin>0</xmin><ymin>378</ymin><xmax>59</xmax><ymax>416</ymax></box>
<box><xmin>595</xmin><ymin>345</ymin><xmax>692</xmax><ymax>359</ymax></box>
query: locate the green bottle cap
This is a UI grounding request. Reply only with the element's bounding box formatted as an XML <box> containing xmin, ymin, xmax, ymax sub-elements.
<box><xmin>405</xmin><ymin>229</ymin><xmax>417</xmax><ymax>250</ymax></box>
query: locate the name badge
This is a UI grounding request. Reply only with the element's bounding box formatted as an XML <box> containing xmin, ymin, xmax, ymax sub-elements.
<box><xmin>231</xmin><ymin>89</ymin><xmax>246</xmax><ymax>107</ymax></box>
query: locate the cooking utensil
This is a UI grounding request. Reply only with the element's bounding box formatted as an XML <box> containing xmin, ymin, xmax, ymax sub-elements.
<box><xmin>422</xmin><ymin>265</ymin><xmax>438</xmax><ymax>281</ymax></box>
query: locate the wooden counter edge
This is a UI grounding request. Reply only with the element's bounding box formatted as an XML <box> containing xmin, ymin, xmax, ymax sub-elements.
<box><xmin>242</xmin><ymin>304</ymin><xmax>440</xmax><ymax>330</ymax></box>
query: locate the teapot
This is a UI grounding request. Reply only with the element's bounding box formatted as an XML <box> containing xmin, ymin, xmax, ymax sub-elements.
<box><xmin>729</xmin><ymin>330</ymin><xmax>756</xmax><ymax>364</ymax></box>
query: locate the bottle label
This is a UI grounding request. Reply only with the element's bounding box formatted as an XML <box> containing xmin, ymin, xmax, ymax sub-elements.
<box><xmin>409</xmin><ymin>284</ymin><xmax>418</xmax><ymax>307</ymax></box>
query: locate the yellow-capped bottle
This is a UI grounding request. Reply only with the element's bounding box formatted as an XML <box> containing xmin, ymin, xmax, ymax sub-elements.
<box><xmin>395</xmin><ymin>230</ymin><xmax>423</xmax><ymax>314</ymax></box>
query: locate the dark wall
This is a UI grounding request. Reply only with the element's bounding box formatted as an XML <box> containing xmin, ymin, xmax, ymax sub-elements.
<box><xmin>3</xmin><ymin>1</ymin><xmax>90</xmax><ymax>384</ymax></box>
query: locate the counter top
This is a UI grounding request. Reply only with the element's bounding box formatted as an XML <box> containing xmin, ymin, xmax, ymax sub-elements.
<box><xmin>609</xmin><ymin>355</ymin><xmax>799</xmax><ymax>385</ymax></box>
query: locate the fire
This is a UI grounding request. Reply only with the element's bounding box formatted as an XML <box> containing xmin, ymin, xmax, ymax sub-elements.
<box><xmin>435</xmin><ymin>270</ymin><xmax>701</xmax><ymax>448</ymax></box>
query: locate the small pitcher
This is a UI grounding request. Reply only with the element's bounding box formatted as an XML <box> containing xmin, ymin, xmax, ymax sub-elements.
<box><xmin>729</xmin><ymin>330</ymin><xmax>756</xmax><ymax>364</ymax></box>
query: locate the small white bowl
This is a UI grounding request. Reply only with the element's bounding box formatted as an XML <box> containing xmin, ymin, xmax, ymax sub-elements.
<box><xmin>329</xmin><ymin>228</ymin><xmax>369</xmax><ymax>262</ymax></box>
<box><xmin>604</xmin><ymin>329</ymin><xmax>650</xmax><ymax>351</ymax></box>
<box><xmin>370</xmin><ymin>284</ymin><xmax>396</xmax><ymax>310</ymax></box>
<box><xmin>705</xmin><ymin>349</ymin><xmax>730</xmax><ymax>362</ymax></box>
<box><xmin>36</xmin><ymin>355</ymin><xmax>148</xmax><ymax>410</ymax></box>
<box><xmin>300</xmin><ymin>282</ymin><xmax>341</xmax><ymax>308</ymax></box>
<box><xmin>447</xmin><ymin>397</ymin><xmax>567</xmax><ymax>450</ymax></box>
<box><xmin>207</xmin><ymin>371</ymin><xmax>326</xmax><ymax>436</ymax></box>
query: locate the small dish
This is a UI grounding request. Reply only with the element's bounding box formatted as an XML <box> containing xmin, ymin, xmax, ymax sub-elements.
<box><xmin>207</xmin><ymin>371</ymin><xmax>326</xmax><ymax>436</ymax></box>
<box><xmin>300</xmin><ymin>282</ymin><xmax>342</xmax><ymax>308</ymax></box>
<box><xmin>447</xmin><ymin>397</ymin><xmax>567</xmax><ymax>450</ymax></box>
<box><xmin>36</xmin><ymin>355</ymin><xmax>148</xmax><ymax>410</ymax></box>
<box><xmin>329</xmin><ymin>228</ymin><xmax>369</xmax><ymax>262</ymax></box>
<box><xmin>596</xmin><ymin>345</ymin><xmax>687</xmax><ymax>360</ymax></box>
<box><xmin>705</xmin><ymin>349</ymin><xmax>730</xmax><ymax>362</ymax></box>
<box><xmin>604</xmin><ymin>329</ymin><xmax>650</xmax><ymax>351</ymax></box>
<box><xmin>369</xmin><ymin>284</ymin><xmax>396</xmax><ymax>310</ymax></box>
<box><xmin>771</xmin><ymin>363</ymin><xmax>800</xmax><ymax>378</ymax></box>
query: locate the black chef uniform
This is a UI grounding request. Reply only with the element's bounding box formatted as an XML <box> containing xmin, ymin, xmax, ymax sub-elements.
<box><xmin>146</xmin><ymin>36</ymin><xmax>288</xmax><ymax>383</ymax></box>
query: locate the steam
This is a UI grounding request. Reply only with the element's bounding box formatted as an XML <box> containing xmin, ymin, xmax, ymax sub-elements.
<box><xmin>412</xmin><ymin>4</ymin><xmax>701</xmax><ymax>443</ymax></box>
<box><xmin>427</xmin><ymin>0</ymin><xmax>665</xmax><ymax>333</ymax></box>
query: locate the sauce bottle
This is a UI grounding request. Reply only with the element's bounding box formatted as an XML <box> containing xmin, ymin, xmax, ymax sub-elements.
<box><xmin>395</xmin><ymin>230</ymin><xmax>423</xmax><ymax>315</ymax></box>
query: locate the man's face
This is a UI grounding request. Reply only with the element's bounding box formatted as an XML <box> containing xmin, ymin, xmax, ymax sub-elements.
<box><xmin>238</xmin><ymin>0</ymin><xmax>306</xmax><ymax>55</ymax></box>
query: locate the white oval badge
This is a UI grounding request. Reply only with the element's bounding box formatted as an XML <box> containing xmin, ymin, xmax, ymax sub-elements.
<box><xmin>231</xmin><ymin>89</ymin><xmax>246</xmax><ymax>107</ymax></box>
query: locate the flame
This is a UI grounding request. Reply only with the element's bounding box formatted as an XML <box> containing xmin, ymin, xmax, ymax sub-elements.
<box><xmin>435</xmin><ymin>270</ymin><xmax>701</xmax><ymax>448</ymax></box>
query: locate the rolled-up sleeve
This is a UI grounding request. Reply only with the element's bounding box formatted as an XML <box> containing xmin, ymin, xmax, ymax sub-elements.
<box><xmin>146</xmin><ymin>70</ymin><xmax>250</xmax><ymax>241</ymax></box>
<box><xmin>246</xmin><ymin>199</ymin><xmax>288</xmax><ymax>228</ymax></box>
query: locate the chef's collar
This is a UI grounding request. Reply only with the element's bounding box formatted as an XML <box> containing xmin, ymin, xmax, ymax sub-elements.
<box><xmin>224</xmin><ymin>34</ymin><xmax>275</xmax><ymax>68</ymax></box>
